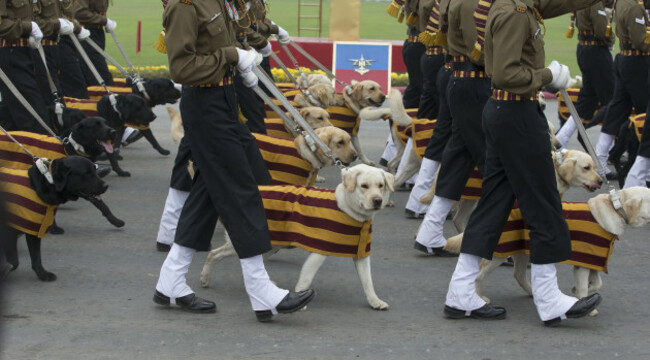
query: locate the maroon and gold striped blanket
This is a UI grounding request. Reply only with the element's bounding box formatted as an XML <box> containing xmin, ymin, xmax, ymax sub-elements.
<box><xmin>264</xmin><ymin>118</ymin><xmax>294</xmax><ymax>139</ymax></box>
<box><xmin>557</xmin><ymin>88</ymin><xmax>599</xmax><ymax>123</ymax></box>
<box><xmin>259</xmin><ymin>185</ymin><xmax>373</xmax><ymax>258</ymax></box>
<box><xmin>253</xmin><ymin>133</ymin><xmax>316</xmax><ymax>186</ymax></box>
<box><xmin>494</xmin><ymin>201</ymin><xmax>617</xmax><ymax>272</ymax></box>
<box><xmin>0</xmin><ymin>132</ymin><xmax>67</xmax><ymax>170</ymax></box>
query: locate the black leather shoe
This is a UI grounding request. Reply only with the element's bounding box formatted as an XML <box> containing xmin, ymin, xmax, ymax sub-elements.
<box><xmin>255</xmin><ymin>289</ymin><xmax>315</xmax><ymax>322</ymax></box>
<box><xmin>414</xmin><ymin>241</ymin><xmax>458</xmax><ymax>257</ymax></box>
<box><xmin>156</xmin><ymin>242</ymin><xmax>171</xmax><ymax>252</ymax></box>
<box><xmin>405</xmin><ymin>209</ymin><xmax>423</xmax><ymax>219</ymax></box>
<box><xmin>153</xmin><ymin>290</ymin><xmax>216</xmax><ymax>313</ymax></box>
<box><xmin>378</xmin><ymin>158</ymin><xmax>388</xmax><ymax>167</ymax></box>
<box><xmin>606</xmin><ymin>171</ymin><xmax>618</xmax><ymax>181</ymax></box>
<box><xmin>544</xmin><ymin>293</ymin><xmax>602</xmax><ymax>327</ymax></box>
<box><xmin>444</xmin><ymin>304</ymin><xmax>506</xmax><ymax>320</ymax></box>
<box><xmin>96</xmin><ymin>166</ymin><xmax>111</xmax><ymax>178</ymax></box>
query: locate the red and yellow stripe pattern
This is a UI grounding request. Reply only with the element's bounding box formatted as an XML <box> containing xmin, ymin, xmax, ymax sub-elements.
<box><xmin>629</xmin><ymin>113</ymin><xmax>645</xmax><ymax>142</ymax></box>
<box><xmin>0</xmin><ymin>132</ymin><xmax>66</xmax><ymax>170</ymax></box>
<box><xmin>557</xmin><ymin>88</ymin><xmax>599</xmax><ymax>122</ymax></box>
<box><xmin>253</xmin><ymin>133</ymin><xmax>316</xmax><ymax>186</ymax></box>
<box><xmin>327</xmin><ymin>103</ymin><xmax>361</xmax><ymax>136</ymax></box>
<box><xmin>0</xmin><ymin>168</ymin><xmax>58</xmax><ymax>238</ymax></box>
<box><xmin>410</xmin><ymin>118</ymin><xmax>437</xmax><ymax>160</ymax></box>
<box><xmin>461</xmin><ymin>169</ymin><xmax>483</xmax><ymax>200</ymax></box>
<box><xmin>494</xmin><ymin>202</ymin><xmax>617</xmax><ymax>272</ymax></box>
<box><xmin>87</xmin><ymin>86</ymin><xmax>133</xmax><ymax>101</ymax></box>
<box><xmin>264</xmin><ymin>118</ymin><xmax>294</xmax><ymax>139</ymax></box>
<box><xmin>259</xmin><ymin>185</ymin><xmax>373</xmax><ymax>258</ymax></box>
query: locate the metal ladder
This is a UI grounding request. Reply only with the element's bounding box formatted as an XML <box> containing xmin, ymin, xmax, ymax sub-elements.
<box><xmin>297</xmin><ymin>0</ymin><xmax>323</xmax><ymax>37</ymax></box>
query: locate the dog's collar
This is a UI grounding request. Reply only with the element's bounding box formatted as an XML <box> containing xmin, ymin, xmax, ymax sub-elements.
<box><xmin>63</xmin><ymin>135</ymin><xmax>89</xmax><ymax>157</ymax></box>
<box><xmin>134</xmin><ymin>78</ymin><xmax>151</xmax><ymax>102</ymax></box>
<box><xmin>109</xmin><ymin>94</ymin><xmax>123</xmax><ymax>119</ymax></box>
<box><xmin>554</xmin><ymin>149</ymin><xmax>568</xmax><ymax>166</ymax></box>
<box><xmin>609</xmin><ymin>189</ymin><xmax>630</xmax><ymax>224</ymax></box>
<box><xmin>304</xmin><ymin>90</ymin><xmax>323</xmax><ymax>108</ymax></box>
<box><xmin>35</xmin><ymin>158</ymin><xmax>54</xmax><ymax>184</ymax></box>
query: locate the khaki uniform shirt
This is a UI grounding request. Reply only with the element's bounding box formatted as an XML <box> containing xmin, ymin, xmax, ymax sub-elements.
<box><xmin>484</xmin><ymin>0</ymin><xmax>598</xmax><ymax>98</ymax></box>
<box><xmin>439</xmin><ymin>0</ymin><xmax>452</xmax><ymax>51</ymax></box>
<box><xmin>447</xmin><ymin>0</ymin><xmax>483</xmax><ymax>65</ymax></box>
<box><xmin>33</xmin><ymin>0</ymin><xmax>62</xmax><ymax>37</ymax></box>
<box><xmin>417</xmin><ymin>0</ymin><xmax>436</xmax><ymax>33</ymax></box>
<box><xmin>576</xmin><ymin>1</ymin><xmax>615</xmax><ymax>46</ymax></box>
<box><xmin>163</xmin><ymin>0</ymin><xmax>239</xmax><ymax>86</ymax></box>
<box><xmin>614</xmin><ymin>0</ymin><xmax>650</xmax><ymax>51</ymax></box>
<box><xmin>0</xmin><ymin>0</ymin><xmax>33</xmax><ymax>41</ymax></box>
<box><xmin>405</xmin><ymin>0</ymin><xmax>419</xmax><ymax>30</ymax></box>
<box><xmin>75</xmin><ymin>0</ymin><xmax>107</xmax><ymax>27</ymax></box>
<box><xmin>251</xmin><ymin>0</ymin><xmax>277</xmax><ymax>38</ymax></box>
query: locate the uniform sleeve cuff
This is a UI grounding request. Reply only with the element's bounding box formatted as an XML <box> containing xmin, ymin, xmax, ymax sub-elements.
<box><xmin>22</xmin><ymin>21</ymin><xmax>32</xmax><ymax>37</ymax></box>
<box><xmin>224</xmin><ymin>46</ymin><xmax>239</xmax><ymax>65</ymax></box>
<box><xmin>269</xmin><ymin>24</ymin><xmax>279</xmax><ymax>35</ymax></box>
<box><xmin>541</xmin><ymin>68</ymin><xmax>553</xmax><ymax>86</ymax></box>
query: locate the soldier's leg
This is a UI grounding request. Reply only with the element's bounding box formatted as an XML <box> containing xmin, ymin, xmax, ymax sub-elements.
<box><xmin>401</xmin><ymin>35</ymin><xmax>425</xmax><ymax>108</ymax></box>
<box><xmin>80</xmin><ymin>29</ymin><xmax>114</xmax><ymax>86</ymax></box>
<box><xmin>416</xmin><ymin>52</ymin><xmax>444</xmax><ymax>119</ymax></box>
<box><xmin>235</xmin><ymin>74</ymin><xmax>267</xmax><ymax>134</ymax></box>
<box><xmin>58</xmin><ymin>37</ymin><xmax>89</xmax><ymax>99</ymax></box>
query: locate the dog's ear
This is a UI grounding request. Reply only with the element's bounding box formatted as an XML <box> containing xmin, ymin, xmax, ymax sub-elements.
<box><xmin>51</xmin><ymin>159</ymin><xmax>71</xmax><ymax>193</ymax></box>
<box><xmin>588</xmin><ymin>194</ymin><xmax>626</xmax><ymax>235</ymax></box>
<box><xmin>317</xmin><ymin>87</ymin><xmax>331</xmax><ymax>107</ymax></box>
<box><xmin>622</xmin><ymin>197</ymin><xmax>642</xmax><ymax>226</ymax></box>
<box><xmin>299</xmin><ymin>107</ymin><xmax>310</xmax><ymax>119</ymax></box>
<box><xmin>342</xmin><ymin>168</ymin><xmax>359</xmax><ymax>192</ymax></box>
<box><xmin>352</xmin><ymin>82</ymin><xmax>364</xmax><ymax>102</ymax></box>
<box><xmin>558</xmin><ymin>158</ymin><xmax>576</xmax><ymax>183</ymax></box>
<box><xmin>334</xmin><ymin>94</ymin><xmax>345</xmax><ymax>106</ymax></box>
<box><xmin>382</xmin><ymin>170</ymin><xmax>395</xmax><ymax>193</ymax></box>
<box><xmin>317</xmin><ymin>127</ymin><xmax>333</xmax><ymax>144</ymax></box>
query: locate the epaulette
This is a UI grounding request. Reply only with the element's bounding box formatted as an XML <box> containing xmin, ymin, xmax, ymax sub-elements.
<box><xmin>180</xmin><ymin>0</ymin><xmax>192</xmax><ymax>5</ymax></box>
<box><xmin>511</xmin><ymin>0</ymin><xmax>527</xmax><ymax>13</ymax></box>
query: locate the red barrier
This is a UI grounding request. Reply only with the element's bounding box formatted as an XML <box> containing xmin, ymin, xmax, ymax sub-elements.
<box><xmin>269</xmin><ymin>37</ymin><xmax>407</xmax><ymax>73</ymax></box>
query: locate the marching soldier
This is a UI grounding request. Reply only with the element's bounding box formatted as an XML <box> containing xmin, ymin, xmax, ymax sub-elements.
<box><xmin>412</xmin><ymin>0</ymin><xmax>491</xmax><ymax>257</ymax></box>
<box><xmin>443</xmin><ymin>0</ymin><xmax>602</xmax><ymax>326</ymax></box>
<box><xmin>57</xmin><ymin>0</ymin><xmax>91</xmax><ymax>99</ymax></box>
<box><xmin>74</xmin><ymin>0</ymin><xmax>115</xmax><ymax>86</ymax></box>
<box><xmin>0</xmin><ymin>0</ymin><xmax>51</xmax><ymax>133</ymax></box>
<box><xmin>589</xmin><ymin>0</ymin><xmax>650</xmax><ymax>179</ymax></box>
<box><xmin>416</xmin><ymin>0</ymin><xmax>443</xmax><ymax>119</ymax></box>
<box><xmin>623</xmin><ymin>0</ymin><xmax>650</xmax><ymax>187</ymax></box>
<box><xmin>154</xmin><ymin>0</ymin><xmax>314</xmax><ymax>320</ymax></box>
<box><xmin>555</xmin><ymin>1</ymin><xmax>615</xmax><ymax>152</ymax></box>
<box><xmin>250</xmin><ymin>0</ymin><xmax>289</xmax><ymax>81</ymax></box>
<box><xmin>405</xmin><ymin>0</ymin><xmax>454</xmax><ymax>218</ymax></box>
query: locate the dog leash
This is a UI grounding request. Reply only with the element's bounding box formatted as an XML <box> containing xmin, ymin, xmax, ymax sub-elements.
<box><xmin>0</xmin><ymin>124</ymin><xmax>54</xmax><ymax>184</ymax></box>
<box><xmin>33</xmin><ymin>43</ymin><xmax>65</xmax><ymax>128</ymax></box>
<box><xmin>252</xmin><ymin>65</ymin><xmax>346</xmax><ymax>170</ymax></box>
<box><xmin>107</xmin><ymin>29</ymin><xmax>138</xmax><ymax>78</ymax></box>
<box><xmin>279</xmin><ymin>43</ymin><xmax>309</xmax><ymax>88</ymax></box>
<box><xmin>67</xmin><ymin>34</ymin><xmax>112</xmax><ymax>95</ymax></box>
<box><xmin>269</xmin><ymin>51</ymin><xmax>298</xmax><ymax>84</ymax></box>
<box><xmin>0</xmin><ymin>67</ymin><xmax>59</xmax><ymax>139</ymax></box>
<box><xmin>560</xmin><ymin>88</ymin><xmax>630</xmax><ymax>223</ymax></box>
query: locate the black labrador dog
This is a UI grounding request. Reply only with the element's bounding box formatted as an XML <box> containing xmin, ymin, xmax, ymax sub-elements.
<box><xmin>1</xmin><ymin>156</ymin><xmax>108</xmax><ymax>281</ymax></box>
<box><xmin>127</xmin><ymin>77</ymin><xmax>181</xmax><ymax>108</ymax></box>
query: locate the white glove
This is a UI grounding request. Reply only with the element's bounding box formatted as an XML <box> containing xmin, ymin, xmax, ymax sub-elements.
<box><xmin>253</xmin><ymin>50</ymin><xmax>263</xmax><ymax>65</ymax></box>
<box><xmin>242</xmin><ymin>71</ymin><xmax>258</xmax><ymax>88</ymax></box>
<box><xmin>58</xmin><ymin>18</ymin><xmax>74</xmax><ymax>35</ymax></box>
<box><xmin>29</xmin><ymin>22</ymin><xmax>43</xmax><ymax>48</ymax></box>
<box><xmin>77</xmin><ymin>27</ymin><xmax>91</xmax><ymax>40</ymax></box>
<box><xmin>547</xmin><ymin>60</ymin><xmax>571</xmax><ymax>90</ymax></box>
<box><xmin>277</xmin><ymin>26</ymin><xmax>290</xmax><ymax>45</ymax></box>
<box><xmin>105</xmin><ymin>18</ymin><xmax>117</xmax><ymax>32</ymax></box>
<box><xmin>236</xmin><ymin>48</ymin><xmax>257</xmax><ymax>74</ymax></box>
<box><xmin>259</xmin><ymin>41</ymin><xmax>273</xmax><ymax>57</ymax></box>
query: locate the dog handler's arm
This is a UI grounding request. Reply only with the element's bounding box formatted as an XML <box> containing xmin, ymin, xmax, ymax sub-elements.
<box><xmin>74</xmin><ymin>0</ymin><xmax>108</xmax><ymax>27</ymax></box>
<box><xmin>0</xmin><ymin>0</ymin><xmax>33</xmax><ymax>41</ymax></box>
<box><xmin>163</xmin><ymin>0</ymin><xmax>239</xmax><ymax>86</ymax></box>
<box><xmin>537</xmin><ymin>0</ymin><xmax>599</xmax><ymax>19</ymax></box>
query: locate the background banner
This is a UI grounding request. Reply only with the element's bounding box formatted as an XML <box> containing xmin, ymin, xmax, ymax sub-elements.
<box><xmin>332</xmin><ymin>41</ymin><xmax>392</xmax><ymax>93</ymax></box>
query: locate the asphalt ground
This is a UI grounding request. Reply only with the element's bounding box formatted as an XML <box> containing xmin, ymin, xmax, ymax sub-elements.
<box><xmin>2</xmin><ymin>99</ymin><xmax>650</xmax><ymax>359</ymax></box>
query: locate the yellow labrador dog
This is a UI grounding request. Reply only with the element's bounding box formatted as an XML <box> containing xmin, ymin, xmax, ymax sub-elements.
<box><xmin>200</xmin><ymin>164</ymin><xmax>395</xmax><ymax>310</ymax></box>
<box><xmin>168</xmin><ymin>106</ymin><xmax>183</xmax><ymax>144</ymax></box>
<box><xmin>284</xmin><ymin>106</ymin><xmax>333</xmax><ymax>137</ymax></box>
<box><xmin>294</xmin><ymin>83</ymin><xmax>345</xmax><ymax>109</ymax></box>
<box><xmin>444</xmin><ymin>187</ymin><xmax>650</xmax><ymax>316</ymax></box>
<box><xmin>294</xmin><ymin>126</ymin><xmax>358</xmax><ymax>171</ymax></box>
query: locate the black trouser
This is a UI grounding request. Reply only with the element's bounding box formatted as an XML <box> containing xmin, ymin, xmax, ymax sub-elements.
<box><xmin>235</xmin><ymin>74</ymin><xmax>267</xmax><ymax>134</ymax></box>
<box><xmin>423</xmin><ymin>66</ymin><xmax>453</xmax><ymax>161</ymax></box>
<box><xmin>32</xmin><ymin>42</ymin><xmax>62</xmax><ymax>105</ymax></box>
<box><xmin>575</xmin><ymin>44</ymin><xmax>614</xmax><ymax>122</ymax></box>
<box><xmin>80</xmin><ymin>28</ymin><xmax>114</xmax><ymax>86</ymax></box>
<box><xmin>461</xmin><ymin>99</ymin><xmax>571</xmax><ymax>264</ymax></box>
<box><xmin>401</xmin><ymin>31</ymin><xmax>425</xmax><ymax>109</ymax></box>
<box><xmin>434</xmin><ymin>76</ymin><xmax>490</xmax><ymax>200</ymax></box>
<box><xmin>174</xmin><ymin>85</ymin><xmax>271</xmax><ymax>257</ymax></box>
<box><xmin>258</xmin><ymin>56</ymin><xmax>274</xmax><ymax>96</ymax></box>
<box><xmin>417</xmin><ymin>52</ymin><xmax>444</xmax><ymax>119</ymax></box>
<box><xmin>638</xmin><ymin>94</ymin><xmax>650</xmax><ymax>158</ymax></box>
<box><xmin>0</xmin><ymin>47</ymin><xmax>51</xmax><ymax>134</ymax></box>
<box><xmin>600</xmin><ymin>54</ymin><xmax>649</xmax><ymax>135</ymax></box>
<box><xmin>58</xmin><ymin>36</ymin><xmax>89</xmax><ymax>99</ymax></box>
<box><xmin>169</xmin><ymin>136</ymin><xmax>193</xmax><ymax>192</ymax></box>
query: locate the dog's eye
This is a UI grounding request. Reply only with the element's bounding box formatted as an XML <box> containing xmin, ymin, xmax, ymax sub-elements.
<box><xmin>338</xmin><ymin>140</ymin><xmax>345</xmax><ymax>146</ymax></box>
<box><xmin>360</xmin><ymin>184</ymin><xmax>368</xmax><ymax>189</ymax></box>
<box><xmin>318</xmin><ymin>116</ymin><xmax>323</xmax><ymax>120</ymax></box>
<box><xmin>378</xmin><ymin>184</ymin><xmax>383</xmax><ymax>188</ymax></box>
<box><xmin>583</xmin><ymin>166</ymin><xmax>591</xmax><ymax>170</ymax></box>
<box><xmin>370</xmin><ymin>87</ymin><xmax>375</xmax><ymax>90</ymax></box>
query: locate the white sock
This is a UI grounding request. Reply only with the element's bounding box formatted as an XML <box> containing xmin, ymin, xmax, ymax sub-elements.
<box><xmin>240</xmin><ymin>255</ymin><xmax>289</xmax><ymax>313</ymax></box>
<box><xmin>595</xmin><ymin>133</ymin><xmax>615</xmax><ymax>174</ymax></box>
<box><xmin>381</xmin><ymin>134</ymin><xmax>397</xmax><ymax>162</ymax></box>
<box><xmin>556</xmin><ymin>116</ymin><xmax>577</xmax><ymax>150</ymax></box>
<box><xmin>406</xmin><ymin>158</ymin><xmax>440</xmax><ymax>215</ymax></box>
<box><xmin>624</xmin><ymin>156</ymin><xmax>650</xmax><ymax>188</ymax></box>
<box><xmin>121</xmin><ymin>127</ymin><xmax>136</xmax><ymax>142</ymax></box>
<box><xmin>156</xmin><ymin>188</ymin><xmax>190</xmax><ymax>245</ymax></box>
<box><xmin>156</xmin><ymin>244</ymin><xmax>195</xmax><ymax>302</ymax></box>
<box><xmin>445</xmin><ymin>253</ymin><xmax>487</xmax><ymax>311</ymax></box>
<box><xmin>415</xmin><ymin>196</ymin><xmax>454</xmax><ymax>248</ymax></box>
<box><xmin>531</xmin><ymin>263</ymin><xmax>578</xmax><ymax>321</ymax></box>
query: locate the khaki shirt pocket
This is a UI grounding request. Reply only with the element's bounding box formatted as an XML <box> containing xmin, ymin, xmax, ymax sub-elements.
<box><xmin>528</xmin><ymin>14</ymin><xmax>545</xmax><ymax>53</ymax></box>
<box><xmin>10</xmin><ymin>0</ymin><xmax>29</xmax><ymax>10</ymax></box>
<box><xmin>38</xmin><ymin>0</ymin><xmax>57</xmax><ymax>17</ymax></box>
<box><xmin>205</xmin><ymin>15</ymin><xmax>229</xmax><ymax>46</ymax></box>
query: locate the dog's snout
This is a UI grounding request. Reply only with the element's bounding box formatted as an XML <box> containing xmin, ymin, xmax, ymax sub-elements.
<box><xmin>597</xmin><ymin>179</ymin><xmax>603</xmax><ymax>186</ymax></box>
<box><xmin>379</xmin><ymin>94</ymin><xmax>386</xmax><ymax>103</ymax></box>
<box><xmin>372</xmin><ymin>197</ymin><xmax>382</xmax><ymax>209</ymax></box>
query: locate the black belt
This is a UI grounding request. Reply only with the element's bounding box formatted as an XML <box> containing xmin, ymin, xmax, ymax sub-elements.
<box><xmin>620</xmin><ymin>42</ymin><xmax>636</xmax><ymax>51</ymax></box>
<box><xmin>578</xmin><ymin>34</ymin><xmax>597</xmax><ymax>42</ymax></box>
<box><xmin>451</xmin><ymin>61</ymin><xmax>485</xmax><ymax>72</ymax></box>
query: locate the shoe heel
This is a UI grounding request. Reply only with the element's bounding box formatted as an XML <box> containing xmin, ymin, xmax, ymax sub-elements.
<box><xmin>153</xmin><ymin>292</ymin><xmax>170</xmax><ymax>306</ymax></box>
<box><xmin>255</xmin><ymin>310</ymin><xmax>273</xmax><ymax>322</ymax></box>
<box><xmin>543</xmin><ymin>317</ymin><xmax>562</xmax><ymax>327</ymax></box>
<box><xmin>443</xmin><ymin>306</ymin><xmax>467</xmax><ymax>319</ymax></box>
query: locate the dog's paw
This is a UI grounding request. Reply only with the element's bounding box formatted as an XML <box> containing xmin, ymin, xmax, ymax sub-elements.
<box><xmin>117</xmin><ymin>171</ymin><xmax>131</xmax><ymax>177</ymax></box>
<box><xmin>315</xmin><ymin>175</ymin><xmax>326</xmax><ymax>183</ymax></box>
<box><xmin>386</xmin><ymin>200</ymin><xmax>395</xmax><ymax>208</ymax></box>
<box><xmin>158</xmin><ymin>149</ymin><xmax>171</xmax><ymax>156</ymax></box>
<box><xmin>480</xmin><ymin>295</ymin><xmax>491</xmax><ymax>304</ymax></box>
<box><xmin>199</xmin><ymin>274</ymin><xmax>210</xmax><ymax>288</ymax></box>
<box><xmin>364</xmin><ymin>160</ymin><xmax>377</xmax><ymax>167</ymax></box>
<box><xmin>36</xmin><ymin>270</ymin><xmax>57</xmax><ymax>282</ymax></box>
<box><xmin>588</xmin><ymin>309</ymin><xmax>599</xmax><ymax>317</ymax></box>
<box><xmin>369</xmin><ymin>298</ymin><xmax>389</xmax><ymax>310</ymax></box>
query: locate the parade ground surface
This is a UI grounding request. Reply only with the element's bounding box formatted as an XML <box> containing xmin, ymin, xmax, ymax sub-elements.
<box><xmin>2</xmin><ymin>100</ymin><xmax>650</xmax><ymax>359</ymax></box>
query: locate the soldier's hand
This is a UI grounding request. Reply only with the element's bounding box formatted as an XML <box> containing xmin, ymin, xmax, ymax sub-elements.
<box><xmin>277</xmin><ymin>26</ymin><xmax>290</xmax><ymax>45</ymax></box>
<box><xmin>547</xmin><ymin>60</ymin><xmax>572</xmax><ymax>90</ymax></box>
<box><xmin>29</xmin><ymin>22</ymin><xmax>43</xmax><ymax>48</ymax></box>
<box><xmin>259</xmin><ymin>42</ymin><xmax>273</xmax><ymax>57</ymax></box>
<box><xmin>105</xmin><ymin>18</ymin><xmax>117</xmax><ymax>33</ymax></box>
<box><xmin>77</xmin><ymin>27</ymin><xmax>91</xmax><ymax>40</ymax></box>
<box><xmin>236</xmin><ymin>48</ymin><xmax>257</xmax><ymax>74</ymax></box>
<box><xmin>242</xmin><ymin>71</ymin><xmax>259</xmax><ymax>88</ymax></box>
<box><xmin>58</xmin><ymin>18</ymin><xmax>74</xmax><ymax>35</ymax></box>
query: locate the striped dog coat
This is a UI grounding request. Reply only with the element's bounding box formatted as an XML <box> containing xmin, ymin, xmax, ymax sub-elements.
<box><xmin>0</xmin><ymin>167</ymin><xmax>58</xmax><ymax>238</ymax></box>
<box><xmin>264</xmin><ymin>118</ymin><xmax>294</xmax><ymax>139</ymax></box>
<box><xmin>410</xmin><ymin>118</ymin><xmax>436</xmax><ymax>160</ymax></box>
<box><xmin>557</xmin><ymin>88</ymin><xmax>599</xmax><ymax>123</ymax></box>
<box><xmin>64</xmin><ymin>97</ymin><xmax>151</xmax><ymax>131</ymax></box>
<box><xmin>327</xmin><ymin>103</ymin><xmax>361</xmax><ymax>136</ymax></box>
<box><xmin>0</xmin><ymin>132</ymin><xmax>67</xmax><ymax>170</ymax></box>
<box><xmin>259</xmin><ymin>185</ymin><xmax>373</xmax><ymax>258</ymax></box>
<box><xmin>263</xmin><ymin>89</ymin><xmax>301</xmax><ymax>118</ymax></box>
<box><xmin>629</xmin><ymin>114</ymin><xmax>645</xmax><ymax>142</ymax></box>
<box><xmin>390</xmin><ymin>108</ymin><xmax>418</xmax><ymax>146</ymax></box>
<box><xmin>253</xmin><ymin>133</ymin><xmax>317</xmax><ymax>186</ymax></box>
<box><xmin>494</xmin><ymin>201</ymin><xmax>617</xmax><ymax>272</ymax></box>
<box><xmin>87</xmin><ymin>86</ymin><xmax>133</xmax><ymax>101</ymax></box>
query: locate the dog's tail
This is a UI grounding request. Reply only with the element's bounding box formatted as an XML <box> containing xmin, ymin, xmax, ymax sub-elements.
<box><xmin>443</xmin><ymin>233</ymin><xmax>463</xmax><ymax>254</ymax></box>
<box><xmin>168</xmin><ymin>106</ymin><xmax>184</xmax><ymax>144</ymax></box>
<box><xmin>386</xmin><ymin>88</ymin><xmax>412</xmax><ymax>126</ymax></box>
